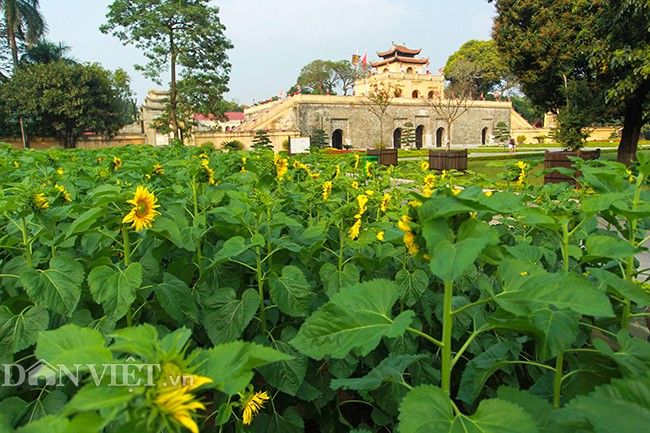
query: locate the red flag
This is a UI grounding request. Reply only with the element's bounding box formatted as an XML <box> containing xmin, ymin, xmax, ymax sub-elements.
<box><xmin>361</xmin><ymin>51</ymin><xmax>367</xmax><ymax>68</ymax></box>
<box><xmin>351</xmin><ymin>54</ymin><xmax>360</xmax><ymax>66</ymax></box>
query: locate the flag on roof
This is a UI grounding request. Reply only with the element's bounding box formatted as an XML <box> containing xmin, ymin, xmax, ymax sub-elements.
<box><xmin>351</xmin><ymin>54</ymin><xmax>360</xmax><ymax>66</ymax></box>
<box><xmin>361</xmin><ymin>51</ymin><xmax>367</xmax><ymax>69</ymax></box>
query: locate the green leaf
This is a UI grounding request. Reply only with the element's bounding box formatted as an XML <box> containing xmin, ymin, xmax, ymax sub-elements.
<box><xmin>35</xmin><ymin>324</ymin><xmax>113</xmax><ymax>379</ymax></box>
<box><xmin>581</xmin><ymin>193</ymin><xmax>626</xmax><ymax>215</ymax></box>
<box><xmin>553</xmin><ymin>374</ymin><xmax>650</xmax><ymax>432</ymax></box>
<box><xmin>592</xmin><ymin>331</ymin><xmax>650</xmax><ymax>376</ymax></box>
<box><xmin>65</xmin><ymin>384</ymin><xmax>137</xmax><ymax>412</ymax></box>
<box><xmin>15</xmin><ymin>416</ymin><xmax>68</xmax><ymax>433</ymax></box>
<box><xmin>215</xmin><ymin>403</ymin><xmax>232</xmax><ymax>426</ymax></box>
<box><xmin>193</xmin><ymin>341</ymin><xmax>292</xmax><ymax>395</ymax></box>
<box><xmin>256</xmin><ymin>406</ymin><xmax>304</xmax><ymax>433</ymax></box>
<box><xmin>584</xmin><ymin>235</ymin><xmax>640</xmax><ymax>261</ymax></box>
<box><xmin>319</xmin><ymin>262</ymin><xmax>360</xmax><ymax>298</ymax></box>
<box><xmin>109</xmin><ymin>324</ymin><xmax>159</xmax><ymax>360</ymax></box>
<box><xmin>398</xmin><ymin>385</ymin><xmax>538</xmax><ymax>433</ymax></box>
<box><xmin>269</xmin><ymin>265</ymin><xmax>313</xmax><ymax>317</ymax></box>
<box><xmin>258</xmin><ymin>328</ymin><xmax>308</xmax><ymax>396</ymax></box>
<box><xmin>203</xmin><ymin>288</ymin><xmax>258</xmax><ymax>344</ymax></box>
<box><xmin>0</xmin><ymin>305</ymin><xmax>49</xmax><ymax>359</ymax></box>
<box><xmin>65</xmin><ymin>206</ymin><xmax>105</xmax><ymax>238</ymax></box>
<box><xmin>396</xmin><ymin>269</ymin><xmax>429</xmax><ymax>307</ymax></box>
<box><xmin>496</xmin><ymin>268</ymin><xmax>613</xmax><ymax>317</ymax></box>
<box><xmin>154</xmin><ymin>273</ymin><xmax>198</xmax><ymax>322</ymax></box>
<box><xmin>429</xmin><ymin>238</ymin><xmax>487</xmax><ymax>282</ymax></box>
<box><xmin>291</xmin><ymin>279</ymin><xmax>414</xmax><ymax>359</ymax></box>
<box><xmin>88</xmin><ymin>263</ymin><xmax>142</xmax><ymax>320</ymax></box>
<box><xmin>458</xmin><ymin>340</ymin><xmax>522</xmax><ymax>404</ymax></box>
<box><xmin>211</xmin><ymin>236</ymin><xmax>252</xmax><ymax>265</ymax></box>
<box><xmin>331</xmin><ymin>353</ymin><xmax>428</xmax><ymax>391</ymax></box>
<box><xmin>20</xmin><ymin>256</ymin><xmax>84</xmax><ymax>317</ymax></box>
<box><xmin>496</xmin><ymin>387</ymin><xmax>554</xmax><ymax>428</ymax></box>
<box><xmin>587</xmin><ymin>267</ymin><xmax>650</xmax><ymax>306</ymax></box>
<box><xmin>148</xmin><ymin>216</ymin><xmax>186</xmax><ymax>249</ymax></box>
<box><xmin>531</xmin><ymin>308</ymin><xmax>580</xmax><ymax>361</ymax></box>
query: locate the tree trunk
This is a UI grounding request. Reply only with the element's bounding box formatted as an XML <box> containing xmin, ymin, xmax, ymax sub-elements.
<box><xmin>617</xmin><ymin>80</ymin><xmax>649</xmax><ymax>166</ymax></box>
<box><xmin>8</xmin><ymin>22</ymin><xmax>29</xmax><ymax>149</ymax></box>
<box><xmin>7</xmin><ymin>19</ymin><xmax>19</xmax><ymax>70</ymax></box>
<box><xmin>19</xmin><ymin>117</ymin><xmax>29</xmax><ymax>149</ymax></box>
<box><xmin>446</xmin><ymin>122</ymin><xmax>452</xmax><ymax>150</ymax></box>
<box><xmin>169</xmin><ymin>31</ymin><xmax>179</xmax><ymax>140</ymax></box>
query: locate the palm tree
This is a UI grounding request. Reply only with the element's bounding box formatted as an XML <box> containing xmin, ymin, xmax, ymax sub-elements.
<box><xmin>1</xmin><ymin>0</ymin><xmax>46</xmax><ymax>71</ymax></box>
<box><xmin>20</xmin><ymin>39</ymin><xmax>75</xmax><ymax>65</ymax></box>
<box><xmin>1</xmin><ymin>0</ymin><xmax>46</xmax><ymax>149</ymax></box>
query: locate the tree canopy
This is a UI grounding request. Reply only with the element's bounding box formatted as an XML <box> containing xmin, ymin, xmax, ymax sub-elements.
<box><xmin>0</xmin><ymin>61</ymin><xmax>131</xmax><ymax>147</ymax></box>
<box><xmin>19</xmin><ymin>39</ymin><xmax>75</xmax><ymax>65</ymax></box>
<box><xmin>444</xmin><ymin>39</ymin><xmax>515</xmax><ymax>96</ymax></box>
<box><xmin>490</xmin><ymin>0</ymin><xmax>648</xmax><ymax>163</ymax></box>
<box><xmin>1</xmin><ymin>0</ymin><xmax>46</xmax><ymax>70</ymax></box>
<box><xmin>296</xmin><ymin>59</ymin><xmax>363</xmax><ymax>96</ymax></box>
<box><xmin>101</xmin><ymin>0</ymin><xmax>233</xmax><ymax>140</ymax></box>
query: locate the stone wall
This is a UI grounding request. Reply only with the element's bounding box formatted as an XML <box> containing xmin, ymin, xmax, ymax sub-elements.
<box><xmin>3</xmin><ymin>133</ymin><xmax>146</xmax><ymax>150</ymax></box>
<box><xmin>290</xmin><ymin>95</ymin><xmax>511</xmax><ymax>148</ymax></box>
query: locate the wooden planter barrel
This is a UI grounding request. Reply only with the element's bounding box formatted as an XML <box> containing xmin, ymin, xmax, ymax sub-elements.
<box><xmin>544</xmin><ymin>149</ymin><xmax>601</xmax><ymax>186</ymax></box>
<box><xmin>367</xmin><ymin>148</ymin><xmax>398</xmax><ymax>166</ymax></box>
<box><xmin>428</xmin><ymin>149</ymin><xmax>468</xmax><ymax>172</ymax></box>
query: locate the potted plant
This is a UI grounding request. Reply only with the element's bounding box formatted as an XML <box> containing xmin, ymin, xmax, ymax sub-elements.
<box><xmin>544</xmin><ymin>109</ymin><xmax>600</xmax><ymax>185</ymax></box>
<box><xmin>367</xmin><ymin>142</ymin><xmax>398</xmax><ymax>166</ymax></box>
<box><xmin>425</xmin><ymin>60</ymin><xmax>473</xmax><ymax>172</ymax></box>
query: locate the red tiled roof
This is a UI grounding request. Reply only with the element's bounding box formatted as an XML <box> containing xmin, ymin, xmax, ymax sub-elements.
<box><xmin>371</xmin><ymin>56</ymin><xmax>429</xmax><ymax>67</ymax></box>
<box><xmin>193</xmin><ymin>112</ymin><xmax>245</xmax><ymax>121</ymax></box>
<box><xmin>377</xmin><ymin>44</ymin><xmax>422</xmax><ymax>58</ymax></box>
<box><xmin>225</xmin><ymin>112</ymin><xmax>245</xmax><ymax>121</ymax></box>
<box><xmin>194</xmin><ymin>113</ymin><xmax>216</xmax><ymax>121</ymax></box>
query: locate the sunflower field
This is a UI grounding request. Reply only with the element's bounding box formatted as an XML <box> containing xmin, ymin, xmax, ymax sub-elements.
<box><xmin>0</xmin><ymin>142</ymin><xmax>649</xmax><ymax>433</ymax></box>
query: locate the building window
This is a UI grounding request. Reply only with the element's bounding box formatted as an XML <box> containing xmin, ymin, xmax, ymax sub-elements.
<box><xmin>412</xmin><ymin>90</ymin><xmax>419</xmax><ymax>99</ymax></box>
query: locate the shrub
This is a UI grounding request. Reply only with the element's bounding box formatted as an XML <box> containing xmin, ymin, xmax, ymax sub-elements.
<box><xmin>222</xmin><ymin>139</ymin><xmax>243</xmax><ymax>151</ymax></box>
<box><xmin>516</xmin><ymin>135</ymin><xmax>527</xmax><ymax>145</ymax></box>
<box><xmin>200</xmin><ymin>141</ymin><xmax>214</xmax><ymax>148</ymax></box>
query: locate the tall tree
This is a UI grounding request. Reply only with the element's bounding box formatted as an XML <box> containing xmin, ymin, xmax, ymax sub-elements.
<box><xmin>588</xmin><ymin>0</ymin><xmax>650</xmax><ymax>164</ymax></box>
<box><xmin>296</xmin><ymin>59</ymin><xmax>362</xmax><ymax>95</ymax></box>
<box><xmin>444</xmin><ymin>39</ymin><xmax>515</xmax><ymax>96</ymax></box>
<box><xmin>425</xmin><ymin>59</ymin><xmax>476</xmax><ymax>149</ymax></box>
<box><xmin>297</xmin><ymin>60</ymin><xmax>337</xmax><ymax>94</ymax></box>
<box><xmin>1</xmin><ymin>0</ymin><xmax>46</xmax><ymax>70</ymax></box>
<box><xmin>1</xmin><ymin>0</ymin><xmax>46</xmax><ymax>148</ymax></box>
<box><xmin>20</xmin><ymin>39</ymin><xmax>75</xmax><ymax>65</ymax></box>
<box><xmin>0</xmin><ymin>61</ymin><xmax>130</xmax><ymax>148</ymax></box>
<box><xmin>101</xmin><ymin>0</ymin><xmax>233</xmax><ymax>141</ymax></box>
<box><xmin>360</xmin><ymin>81</ymin><xmax>396</xmax><ymax>148</ymax></box>
<box><xmin>490</xmin><ymin>0</ymin><xmax>646</xmax><ymax>164</ymax></box>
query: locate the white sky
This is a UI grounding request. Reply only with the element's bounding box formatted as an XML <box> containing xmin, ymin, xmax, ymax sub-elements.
<box><xmin>40</xmin><ymin>0</ymin><xmax>496</xmax><ymax>106</ymax></box>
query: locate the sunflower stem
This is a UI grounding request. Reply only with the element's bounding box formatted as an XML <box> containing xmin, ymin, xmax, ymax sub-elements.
<box><xmin>123</xmin><ymin>225</ymin><xmax>133</xmax><ymax>327</ymax></box>
<box><xmin>256</xmin><ymin>246</ymin><xmax>267</xmax><ymax>334</ymax></box>
<box><xmin>553</xmin><ymin>351</ymin><xmax>564</xmax><ymax>408</ymax></box>
<box><xmin>21</xmin><ymin>217</ymin><xmax>32</xmax><ymax>268</ymax></box>
<box><xmin>191</xmin><ymin>178</ymin><xmax>203</xmax><ymax>277</ymax></box>
<box><xmin>441</xmin><ymin>280</ymin><xmax>454</xmax><ymax>395</ymax></box>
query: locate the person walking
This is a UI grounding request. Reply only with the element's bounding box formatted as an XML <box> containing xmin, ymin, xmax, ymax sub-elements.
<box><xmin>508</xmin><ymin>137</ymin><xmax>516</xmax><ymax>154</ymax></box>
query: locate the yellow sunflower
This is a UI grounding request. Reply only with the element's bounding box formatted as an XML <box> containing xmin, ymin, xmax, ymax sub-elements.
<box><xmin>239</xmin><ymin>389</ymin><xmax>270</xmax><ymax>425</ymax></box>
<box><xmin>33</xmin><ymin>193</ymin><xmax>49</xmax><ymax>209</ymax></box>
<box><xmin>380</xmin><ymin>193</ymin><xmax>391</xmax><ymax>212</ymax></box>
<box><xmin>122</xmin><ymin>186</ymin><xmax>161</xmax><ymax>232</ymax></box>
<box><xmin>113</xmin><ymin>156</ymin><xmax>123</xmax><ymax>171</ymax></box>
<box><xmin>322</xmin><ymin>181</ymin><xmax>333</xmax><ymax>200</ymax></box>
<box><xmin>155</xmin><ymin>362</ymin><xmax>213</xmax><ymax>433</ymax></box>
